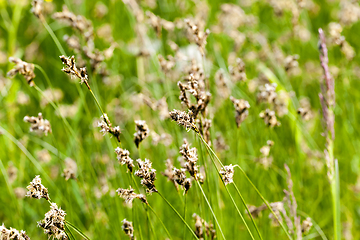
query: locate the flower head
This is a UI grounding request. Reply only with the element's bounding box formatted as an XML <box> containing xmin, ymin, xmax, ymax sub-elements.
<box><xmin>134</xmin><ymin>159</ymin><xmax>157</xmax><ymax>194</ymax></box>
<box><xmin>169</xmin><ymin>110</ymin><xmax>198</xmax><ymax>132</ymax></box>
<box><xmin>24</xmin><ymin>113</ymin><xmax>52</xmax><ymax>136</ymax></box>
<box><xmin>121</xmin><ymin>219</ymin><xmax>134</xmax><ymax>240</ymax></box>
<box><xmin>219</xmin><ymin>164</ymin><xmax>235</xmax><ymax>185</ymax></box>
<box><xmin>26</xmin><ymin>175</ymin><xmax>49</xmax><ymax>200</ymax></box>
<box><xmin>37</xmin><ymin>203</ymin><xmax>67</xmax><ymax>240</ymax></box>
<box><xmin>116</xmin><ymin>186</ymin><xmax>148</xmax><ymax>205</ymax></box>
<box><xmin>133</xmin><ymin>120</ymin><xmax>149</xmax><ymax>148</ymax></box>
<box><xmin>115</xmin><ymin>147</ymin><xmax>134</xmax><ymax>172</ymax></box>
<box><xmin>0</xmin><ymin>224</ymin><xmax>30</xmax><ymax>240</ymax></box>
<box><xmin>7</xmin><ymin>57</ymin><xmax>36</xmax><ymax>86</ymax></box>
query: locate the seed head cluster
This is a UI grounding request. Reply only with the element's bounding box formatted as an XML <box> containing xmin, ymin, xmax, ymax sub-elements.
<box><xmin>121</xmin><ymin>219</ymin><xmax>135</xmax><ymax>240</ymax></box>
<box><xmin>230</xmin><ymin>96</ymin><xmax>250</xmax><ymax>127</ymax></box>
<box><xmin>133</xmin><ymin>120</ymin><xmax>150</xmax><ymax>148</ymax></box>
<box><xmin>184</xmin><ymin>19</ymin><xmax>210</xmax><ymax>56</ymax></box>
<box><xmin>134</xmin><ymin>159</ymin><xmax>157</xmax><ymax>193</ymax></box>
<box><xmin>0</xmin><ymin>224</ymin><xmax>30</xmax><ymax>240</ymax></box>
<box><xmin>26</xmin><ymin>175</ymin><xmax>50</xmax><ymax>200</ymax></box>
<box><xmin>23</xmin><ymin>113</ymin><xmax>52</xmax><ymax>136</ymax></box>
<box><xmin>116</xmin><ymin>186</ymin><xmax>148</xmax><ymax>205</ymax></box>
<box><xmin>169</xmin><ymin>110</ymin><xmax>197</xmax><ymax>132</ymax></box>
<box><xmin>219</xmin><ymin>164</ymin><xmax>235</xmax><ymax>185</ymax></box>
<box><xmin>98</xmin><ymin>114</ymin><xmax>121</xmax><ymax>142</ymax></box>
<box><xmin>180</xmin><ymin>139</ymin><xmax>200</xmax><ymax>180</ymax></box>
<box><xmin>7</xmin><ymin>57</ymin><xmax>36</xmax><ymax>87</ymax></box>
<box><xmin>192</xmin><ymin>213</ymin><xmax>216</xmax><ymax>240</ymax></box>
<box><xmin>37</xmin><ymin>203</ymin><xmax>67</xmax><ymax>240</ymax></box>
<box><xmin>60</xmin><ymin>55</ymin><xmax>88</xmax><ymax>86</ymax></box>
<box><xmin>114</xmin><ymin>147</ymin><xmax>134</xmax><ymax>172</ymax></box>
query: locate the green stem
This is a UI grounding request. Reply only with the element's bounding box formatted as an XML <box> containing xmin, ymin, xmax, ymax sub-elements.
<box><xmin>40</xmin><ymin>17</ymin><xmax>67</xmax><ymax>56</ymax></box>
<box><xmin>157</xmin><ymin>191</ymin><xmax>199</xmax><ymax>239</ymax></box>
<box><xmin>66</xmin><ymin>221</ymin><xmax>90</xmax><ymax>240</ymax></box>
<box><xmin>195</xmin><ymin>180</ymin><xmax>226</xmax><ymax>240</ymax></box>
<box><xmin>233</xmin><ymin>184</ymin><xmax>263</xmax><ymax>240</ymax></box>
<box><xmin>332</xmin><ymin>158</ymin><xmax>341</xmax><ymax>240</ymax></box>
<box><xmin>148</xmin><ymin>204</ymin><xmax>172</xmax><ymax>240</ymax></box>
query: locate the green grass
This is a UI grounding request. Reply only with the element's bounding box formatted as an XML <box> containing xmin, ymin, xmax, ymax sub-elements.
<box><xmin>1</xmin><ymin>0</ymin><xmax>359</xmax><ymax>239</ymax></box>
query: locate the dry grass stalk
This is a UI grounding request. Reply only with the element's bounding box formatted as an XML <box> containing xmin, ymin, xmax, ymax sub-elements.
<box><xmin>97</xmin><ymin>114</ymin><xmax>121</xmax><ymax>142</ymax></box>
<box><xmin>184</xmin><ymin>19</ymin><xmax>210</xmax><ymax>56</ymax></box>
<box><xmin>192</xmin><ymin>213</ymin><xmax>216</xmax><ymax>240</ymax></box>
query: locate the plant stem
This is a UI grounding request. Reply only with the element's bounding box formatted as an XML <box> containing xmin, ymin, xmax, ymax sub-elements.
<box><xmin>157</xmin><ymin>191</ymin><xmax>199</xmax><ymax>239</ymax></box>
<box><xmin>195</xmin><ymin>180</ymin><xmax>226</xmax><ymax>240</ymax></box>
<box><xmin>148</xmin><ymin>204</ymin><xmax>172</xmax><ymax>240</ymax></box>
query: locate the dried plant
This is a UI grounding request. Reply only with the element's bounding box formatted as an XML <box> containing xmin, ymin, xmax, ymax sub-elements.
<box><xmin>259</xmin><ymin>109</ymin><xmax>281</xmax><ymax>127</ymax></box>
<box><xmin>184</xmin><ymin>19</ymin><xmax>210</xmax><ymax>56</ymax></box>
<box><xmin>7</xmin><ymin>57</ymin><xmax>36</xmax><ymax>86</ymax></box>
<box><xmin>169</xmin><ymin>109</ymin><xmax>198</xmax><ymax>132</ymax></box>
<box><xmin>0</xmin><ymin>224</ymin><xmax>30</xmax><ymax>240</ymax></box>
<box><xmin>37</xmin><ymin>203</ymin><xmax>67</xmax><ymax>240</ymax></box>
<box><xmin>230</xmin><ymin>96</ymin><xmax>250</xmax><ymax>127</ymax></box>
<box><xmin>23</xmin><ymin>113</ymin><xmax>52</xmax><ymax>136</ymax></box>
<box><xmin>62</xmin><ymin>158</ymin><xmax>77</xmax><ymax>181</ymax></box>
<box><xmin>116</xmin><ymin>186</ymin><xmax>148</xmax><ymax>205</ymax></box>
<box><xmin>134</xmin><ymin>159</ymin><xmax>157</xmax><ymax>193</ymax></box>
<box><xmin>219</xmin><ymin>164</ymin><xmax>235</xmax><ymax>185</ymax></box>
<box><xmin>97</xmin><ymin>114</ymin><xmax>121</xmax><ymax>142</ymax></box>
<box><xmin>192</xmin><ymin>213</ymin><xmax>216</xmax><ymax>240</ymax></box>
<box><xmin>121</xmin><ymin>219</ymin><xmax>135</xmax><ymax>240</ymax></box>
<box><xmin>115</xmin><ymin>147</ymin><xmax>135</xmax><ymax>172</ymax></box>
<box><xmin>133</xmin><ymin>120</ymin><xmax>150</xmax><ymax>148</ymax></box>
<box><xmin>26</xmin><ymin>175</ymin><xmax>50</xmax><ymax>200</ymax></box>
<box><xmin>180</xmin><ymin>139</ymin><xmax>201</xmax><ymax>180</ymax></box>
<box><xmin>229</xmin><ymin>58</ymin><xmax>247</xmax><ymax>82</ymax></box>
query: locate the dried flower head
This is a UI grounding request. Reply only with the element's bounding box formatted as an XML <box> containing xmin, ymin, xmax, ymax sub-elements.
<box><xmin>219</xmin><ymin>164</ymin><xmax>235</xmax><ymax>185</ymax></box>
<box><xmin>135</xmin><ymin>159</ymin><xmax>157</xmax><ymax>193</ymax></box>
<box><xmin>297</xmin><ymin>97</ymin><xmax>313</xmax><ymax>121</ymax></box>
<box><xmin>229</xmin><ymin>58</ymin><xmax>247</xmax><ymax>82</ymax></box>
<box><xmin>31</xmin><ymin>0</ymin><xmax>43</xmax><ymax>18</ymax></box>
<box><xmin>259</xmin><ymin>109</ymin><xmax>280</xmax><ymax>127</ymax></box>
<box><xmin>26</xmin><ymin>175</ymin><xmax>50</xmax><ymax>200</ymax></box>
<box><xmin>0</xmin><ymin>224</ymin><xmax>30</xmax><ymax>240</ymax></box>
<box><xmin>37</xmin><ymin>203</ymin><xmax>67</xmax><ymax>240</ymax></box>
<box><xmin>121</xmin><ymin>219</ymin><xmax>135</xmax><ymax>240</ymax></box>
<box><xmin>184</xmin><ymin>19</ymin><xmax>210</xmax><ymax>56</ymax></box>
<box><xmin>172</xmin><ymin>167</ymin><xmax>192</xmax><ymax>193</ymax></box>
<box><xmin>230</xmin><ymin>96</ymin><xmax>250</xmax><ymax>127</ymax></box>
<box><xmin>116</xmin><ymin>186</ymin><xmax>148</xmax><ymax>205</ymax></box>
<box><xmin>24</xmin><ymin>113</ymin><xmax>52</xmax><ymax>136</ymax></box>
<box><xmin>59</xmin><ymin>55</ymin><xmax>89</xmax><ymax>87</ymax></box>
<box><xmin>192</xmin><ymin>213</ymin><xmax>216</xmax><ymax>240</ymax></box>
<box><xmin>169</xmin><ymin>109</ymin><xmax>198</xmax><ymax>132</ymax></box>
<box><xmin>258</xmin><ymin>83</ymin><xmax>277</xmax><ymax>103</ymax></box>
<box><xmin>97</xmin><ymin>114</ymin><xmax>121</xmax><ymax>142</ymax></box>
<box><xmin>7</xmin><ymin>57</ymin><xmax>36</xmax><ymax>86</ymax></box>
<box><xmin>133</xmin><ymin>120</ymin><xmax>150</xmax><ymax>148</ymax></box>
<box><xmin>114</xmin><ymin>147</ymin><xmax>134</xmax><ymax>172</ymax></box>
<box><xmin>62</xmin><ymin>158</ymin><xmax>77</xmax><ymax>181</ymax></box>
<box><xmin>284</xmin><ymin>55</ymin><xmax>300</xmax><ymax>75</ymax></box>
<box><xmin>180</xmin><ymin>139</ymin><xmax>200</xmax><ymax>179</ymax></box>
<box><xmin>301</xmin><ymin>217</ymin><xmax>312</xmax><ymax>233</ymax></box>
<box><xmin>158</xmin><ymin>54</ymin><xmax>176</xmax><ymax>73</ymax></box>
<box><xmin>215</xmin><ymin>69</ymin><xmax>230</xmax><ymax>98</ymax></box>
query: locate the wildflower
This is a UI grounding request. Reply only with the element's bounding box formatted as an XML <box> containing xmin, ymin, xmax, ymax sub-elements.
<box><xmin>116</xmin><ymin>186</ymin><xmax>148</xmax><ymax>205</ymax></box>
<box><xmin>59</xmin><ymin>55</ymin><xmax>88</xmax><ymax>86</ymax></box>
<box><xmin>114</xmin><ymin>147</ymin><xmax>134</xmax><ymax>172</ymax></box>
<box><xmin>37</xmin><ymin>203</ymin><xmax>67</xmax><ymax>240</ymax></box>
<box><xmin>23</xmin><ymin>113</ymin><xmax>52</xmax><ymax>136</ymax></box>
<box><xmin>180</xmin><ymin>139</ymin><xmax>199</xmax><ymax>179</ymax></box>
<box><xmin>169</xmin><ymin>109</ymin><xmax>198</xmax><ymax>132</ymax></box>
<box><xmin>0</xmin><ymin>224</ymin><xmax>30</xmax><ymax>240</ymax></box>
<box><xmin>7</xmin><ymin>57</ymin><xmax>36</xmax><ymax>86</ymax></box>
<box><xmin>135</xmin><ymin>159</ymin><xmax>157</xmax><ymax>193</ymax></box>
<box><xmin>229</xmin><ymin>58</ymin><xmax>247</xmax><ymax>82</ymax></box>
<box><xmin>230</xmin><ymin>96</ymin><xmax>250</xmax><ymax>127</ymax></box>
<box><xmin>26</xmin><ymin>175</ymin><xmax>50</xmax><ymax>200</ymax></box>
<box><xmin>121</xmin><ymin>219</ymin><xmax>135</xmax><ymax>240</ymax></box>
<box><xmin>97</xmin><ymin>114</ymin><xmax>121</xmax><ymax>142</ymax></box>
<box><xmin>219</xmin><ymin>164</ymin><xmax>235</xmax><ymax>185</ymax></box>
<box><xmin>31</xmin><ymin>0</ymin><xmax>43</xmax><ymax>18</ymax></box>
<box><xmin>133</xmin><ymin>120</ymin><xmax>150</xmax><ymax>148</ymax></box>
<box><xmin>184</xmin><ymin>19</ymin><xmax>210</xmax><ymax>56</ymax></box>
<box><xmin>259</xmin><ymin>109</ymin><xmax>280</xmax><ymax>127</ymax></box>
<box><xmin>62</xmin><ymin>158</ymin><xmax>77</xmax><ymax>181</ymax></box>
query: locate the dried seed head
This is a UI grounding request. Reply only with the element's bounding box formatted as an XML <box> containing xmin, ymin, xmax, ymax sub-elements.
<box><xmin>230</xmin><ymin>96</ymin><xmax>250</xmax><ymax>127</ymax></box>
<box><xmin>0</xmin><ymin>224</ymin><xmax>30</xmax><ymax>240</ymax></box>
<box><xmin>26</xmin><ymin>175</ymin><xmax>50</xmax><ymax>200</ymax></box>
<box><xmin>184</xmin><ymin>19</ymin><xmax>210</xmax><ymax>56</ymax></box>
<box><xmin>134</xmin><ymin>120</ymin><xmax>150</xmax><ymax>148</ymax></box>
<box><xmin>62</xmin><ymin>158</ymin><xmax>77</xmax><ymax>181</ymax></box>
<box><xmin>31</xmin><ymin>0</ymin><xmax>43</xmax><ymax>18</ymax></box>
<box><xmin>215</xmin><ymin>69</ymin><xmax>230</xmax><ymax>98</ymax></box>
<box><xmin>229</xmin><ymin>58</ymin><xmax>247</xmax><ymax>82</ymax></box>
<box><xmin>257</xmin><ymin>83</ymin><xmax>277</xmax><ymax>104</ymax></box>
<box><xmin>7</xmin><ymin>57</ymin><xmax>36</xmax><ymax>86</ymax></box>
<box><xmin>158</xmin><ymin>54</ymin><xmax>176</xmax><ymax>73</ymax></box>
<box><xmin>284</xmin><ymin>55</ymin><xmax>300</xmax><ymax>74</ymax></box>
<box><xmin>192</xmin><ymin>213</ymin><xmax>216</xmax><ymax>240</ymax></box>
<box><xmin>297</xmin><ymin>97</ymin><xmax>313</xmax><ymax>121</ymax></box>
<box><xmin>219</xmin><ymin>164</ymin><xmax>235</xmax><ymax>185</ymax></box>
<box><xmin>135</xmin><ymin>159</ymin><xmax>157</xmax><ymax>194</ymax></box>
<box><xmin>37</xmin><ymin>203</ymin><xmax>67</xmax><ymax>240</ymax></box>
<box><xmin>116</xmin><ymin>186</ymin><xmax>148</xmax><ymax>205</ymax></box>
<box><xmin>301</xmin><ymin>217</ymin><xmax>312</xmax><ymax>233</ymax></box>
<box><xmin>121</xmin><ymin>219</ymin><xmax>135</xmax><ymax>240</ymax></box>
<box><xmin>259</xmin><ymin>109</ymin><xmax>281</xmax><ymax>127</ymax></box>
<box><xmin>169</xmin><ymin>109</ymin><xmax>198</xmax><ymax>132</ymax></box>
<box><xmin>180</xmin><ymin>139</ymin><xmax>200</xmax><ymax>179</ymax></box>
<box><xmin>23</xmin><ymin>113</ymin><xmax>52</xmax><ymax>136</ymax></box>
<box><xmin>59</xmin><ymin>55</ymin><xmax>88</xmax><ymax>85</ymax></box>
<box><xmin>97</xmin><ymin>114</ymin><xmax>121</xmax><ymax>142</ymax></box>
<box><xmin>114</xmin><ymin>147</ymin><xmax>134</xmax><ymax>172</ymax></box>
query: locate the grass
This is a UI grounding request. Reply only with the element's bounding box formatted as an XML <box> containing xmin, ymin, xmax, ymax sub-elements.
<box><xmin>1</xmin><ymin>0</ymin><xmax>360</xmax><ymax>239</ymax></box>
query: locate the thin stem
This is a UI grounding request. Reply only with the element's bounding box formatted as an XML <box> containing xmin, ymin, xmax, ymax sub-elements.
<box><xmin>40</xmin><ymin>17</ymin><xmax>67</xmax><ymax>56</ymax></box>
<box><xmin>195</xmin><ymin>181</ymin><xmax>226</xmax><ymax>240</ymax></box>
<box><xmin>183</xmin><ymin>194</ymin><xmax>187</xmax><ymax>240</ymax></box>
<box><xmin>234</xmin><ymin>165</ymin><xmax>292</xmax><ymax>240</ymax></box>
<box><xmin>233</xmin><ymin>184</ymin><xmax>263</xmax><ymax>240</ymax></box>
<box><xmin>148</xmin><ymin>204</ymin><xmax>172</xmax><ymax>240</ymax></box>
<box><xmin>65</xmin><ymin>221</ymin><xmax>90</xmax><ymax>240</ymax></box>
<box><xmin>332</xmin><ymin>159</ymin><xmax>341</xmax><ymax>240</ymax></box>
<box><xmin>157</xmin><ymin>191</ymin><xmax>199</xmax><ymax>239</ymax></box>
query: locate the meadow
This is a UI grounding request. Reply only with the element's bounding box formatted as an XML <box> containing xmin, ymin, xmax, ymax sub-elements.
<box><xmin>1</xmin><ymin>0</ymin><xmax>360</xmax><ymax>239</ymax></box>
